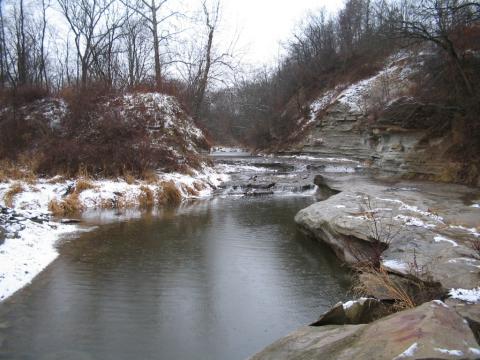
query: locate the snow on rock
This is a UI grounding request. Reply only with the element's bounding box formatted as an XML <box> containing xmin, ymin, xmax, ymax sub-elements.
<box><xmin>382</xmin><ymin>259</ymin><xmax>409</xmax><ymax>273</ymax></box>
<box><xmin>434</xmin><ymin>348</ymin><xmax>464</xmax><ymax>357</ymax></box>
<box><xmin>449</xmin><ymin>225</ymin><xmax>480</xmax><ymax>238</ymax></box>
<box><xmin>432</xmin><ymin>300</ymin><xmax>449</xmax><ymax>308</ymax></box>
<box><xmin>341</xmin><ymin>297</ymin><xmax>369</xmax><ymax>310</ymax></box>
<box><xmin>449</xmin><ymin>287</ymin><xmax>480</xmax><ymax>303</ymax></box>
<box><xmin>393</xmin><ymin>343</ymin><xmax>419</xmax><ymax>359</ymax></box>
<box><xmin>394</xmin><ymin>214</ymin><xmax>436</xmax><ymax>229</ymax></box>
<box><xmin>310</xmin><ymin>88</ymin><xmax>340</xmax><ymax>115</ymax></box>
<box><xmin>434</xmin><ymin>235</ymin><xmax>458</xmax><ymax>247</ymax></box>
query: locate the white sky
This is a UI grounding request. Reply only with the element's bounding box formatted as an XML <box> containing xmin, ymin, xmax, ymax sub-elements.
<box><xmin>220</xmin><ymin>0</ymin><xmax>343</xmax><ymax>65</ymax></box>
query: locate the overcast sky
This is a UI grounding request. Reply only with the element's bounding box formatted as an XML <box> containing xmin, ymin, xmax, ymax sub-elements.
<box><xmin>220</xmin><ymin>0</ymin><xmax>343</xmax><ymax>65</ymax></box>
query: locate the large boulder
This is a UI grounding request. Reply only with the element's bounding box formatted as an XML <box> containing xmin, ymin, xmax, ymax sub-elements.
<box><xmin>250</xmin><ymin>301</ymin><xmax>480</xmax><ymax>360</ymax></box>
<box><xmin>295</xmin><ymin>181</ymin><xmax>480</xmax><ymax>290</ymax></box>
<box><xmin>311</xmin><ymin>297</ymin><xmax>393</xmax><ymax>326</ymax></box>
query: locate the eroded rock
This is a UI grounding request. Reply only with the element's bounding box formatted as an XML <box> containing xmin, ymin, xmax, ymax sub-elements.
<box><xmin>311</xmin><ymin>297</ymin><xmax>392</xmax><ymax>326</ymax></box>
<box><xmin>295</xmin><ymin>182</ymin><xmax>480</xmax><ymax>290</ymax></box>
<box><xmin>250</xmin><ymin>301</ymin><xmax>480</xmax><ymax>360</ymax></box>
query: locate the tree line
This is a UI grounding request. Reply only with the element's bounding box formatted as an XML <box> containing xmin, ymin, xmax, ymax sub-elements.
<box><xmin>0</xmin><ymin>0</ymin><xmax>235</xmax><ymax>119</ymax></box>
<box><xmin>199</xmin><ymin>0</ymin><xmax>479</xmax><ymax>148</ymax></box>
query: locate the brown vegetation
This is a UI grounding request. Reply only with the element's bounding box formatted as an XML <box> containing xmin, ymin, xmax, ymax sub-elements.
<box><xmin>138</xmin><ymin>186</ymin><xmax>154</xmax><ymax>209</ymax></box>
<box><xmin>157</xmin><ymin>181</ymin><xmax>182</xmax><ymax>206</ymax></box>
<box><xmin>3</xmin><ymin>183</ymin><xmax>24</xmax><ymax>207</ymax></box>
<box><xmin>48</xmin><ymin>193</ymin><xmax>83</xmax><ymax>217</ymax></box>
<box><xmin>74</xmin><ymin>179</ymin><xmax>96</xmax><ymax>194</ymax></box>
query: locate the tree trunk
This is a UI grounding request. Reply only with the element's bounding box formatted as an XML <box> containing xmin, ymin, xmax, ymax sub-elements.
<box><xmin>193</xmin><ymin>26</ymin><xmax>214</xmax><ymax>119</ymax></box>
<box><xmin>151</xmin><ymin>1</ymin><xmax>161</xmax><ymax>89</ymax></box>
<box><xmin>17</xmin><ymin>0</ymin><xmax>27</xmax><ymax>86</ymax></box>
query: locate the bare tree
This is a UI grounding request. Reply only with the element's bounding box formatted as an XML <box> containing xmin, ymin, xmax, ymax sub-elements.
<box><xmin>15</xmin><ymin>0</ymin><xmax>28</xmax><ymax>86</ymax></box>
<box><xmin>120</xmin><ymin>0</ymin><xmax>179</xmax><ymax>88</ymax></box>
<box><xmin>393</xmin><ymin>0</ymin><xmax>479</xmax><ymax>95</ymax></box>
<box><xmin>57</xmin><ymin>0</ymin><xmax>124</xmax><ymax>89</ymax></box>
<box><xmin>122</xmin><ymin>9</ymin><xmax>151</xmax><ymax>87</ymax></box>
<box><xmin>39</xmin><ymin>0</ymin><xmax>49</xmax><ymax>89</ymax></box>
<box><xmin>0</xmin><ymin>0</ymin><xmax>6</xmax><ymax>88</ymax></box>
<box><xmin>176</xmin><ymin>0</ymin><xmax>237</xmax><ymax>119</ymax></box>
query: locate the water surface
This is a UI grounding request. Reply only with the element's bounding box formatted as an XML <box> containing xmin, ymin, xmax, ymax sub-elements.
<box><xmin>0</xmin><ymin>196</ymin><xmax>350</xmax><ymax>360</ymax></box>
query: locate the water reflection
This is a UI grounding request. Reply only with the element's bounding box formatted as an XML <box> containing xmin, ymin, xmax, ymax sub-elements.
<box><xmin>0</xmin><ymin>197</ymin><xmax>350</xmax><ymax>360</ymax></box>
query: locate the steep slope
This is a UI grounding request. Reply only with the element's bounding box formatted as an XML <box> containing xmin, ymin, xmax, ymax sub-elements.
<box><xmin>281</xmin><ymin>52</ymin><xmax>479</xmax><ymax>185</ymax></box>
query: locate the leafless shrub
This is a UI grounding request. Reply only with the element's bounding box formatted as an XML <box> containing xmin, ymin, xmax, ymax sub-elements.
<box><xmin>348</xmin><ymin>196</ymin><xmax>399</xmax><ymax>269</ymax></box>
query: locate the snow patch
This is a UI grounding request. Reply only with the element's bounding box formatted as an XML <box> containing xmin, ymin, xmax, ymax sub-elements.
<box><xmin>382</xmin><ymin>259</ymin><xmax>408</xmax><ymax>273</ymax></box>
<box><xmin>449</xmin><ymin>225</ymin><xmax>480</xmax><ymax>238</ymax></box>
<box><xmin>434</xmin><ymin>235</ymin><xmax>458</xmax><ymax>247</ymax></box>
<box><xmin>394</xmin><ymin>215</ymin><xmax>436</xmax><ymax>229</ymax></box>
<box><xmin>469</xmin><ymin>348</ymin><xmax>480</xmax><ymax>356</ymax></box>
<box><xmin>434</xmin><ymin>348</ymin><xmax>463</xmax><ymax>356</ymax></box>
<box><xmin>449</xmin><ymin>287</ymin><xmax>480</xmax><ymax>303</ymax></box>
<box><xmin>432</xmin><ymin>300</ymin><xmax>449</xmax><ymax>308</ymax></box>
<box><xmin>0</xmin><ymin>215</ymin><xmax>89</xmax><ymax>301</ymax></box>
<box><xmin>393</xmin><ymin>343</ymin><xmax>418</xmax><ymax>359</ymax></box>
<box><xmin>342</xmin><ymin>297</ymin><xmax>369</xmax><ymax>310</ymax></box>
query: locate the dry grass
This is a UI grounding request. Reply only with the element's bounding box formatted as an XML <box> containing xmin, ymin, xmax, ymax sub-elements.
<box><xmin>46</xmin><ymin>176</ymin><xmax>66</xmax><ymax>184</ymax></box>
<box><xmin>76</xmin><ymin>164</ymin><xmax>90</xmax><ymax>179</ymax></box>
<box><xmin>123</xmin><ymin>172</ymin><xmax>136</xmax><ymax>185</ymax></box>
<box><xmin>48</xmin><ymin>193</ymin><xmax>83</xmax><ymax>216</ymax></box>
<box><xmin>157</xmin><ymin>181</ymin><xmax>182</xmax><ymax>206</ymax></box>
<box><xmin>3</xmin><ymin>183</ymin><xmax>24</xmax><ymax>207</ymax></box>
<box><xmin>183</xmin><ymin>184</ymin><xmax>199</xmax><ymax>197</ymax></box>
<box><xmin>0</xmin><ymin>158</ymin><xmax>36</xmax><ymax>183</ymax></box>
<box><xmin>74</xmin><ymin>178</ymin><xmax>96</xmax><ymax>193</ymax></box>
<box><xmin>354</xmin><ymin>265</ymin><xmax>416</xmax><ymax>311</ymax></box>
<box><xmin>141</xmin><ymin>169</ymin><xmax>158</xmax><ymax>183</ymax></box>
<box><xmin>138</xmin><ymin>186</ymin><xmax>154</xmax><ymax>209</ymax></box>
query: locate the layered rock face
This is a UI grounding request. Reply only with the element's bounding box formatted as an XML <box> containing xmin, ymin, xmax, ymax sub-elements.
<box><xmin>284</xmin><ymin>52</ymin><xmax>473</xmax><ymax>184</ymax></box>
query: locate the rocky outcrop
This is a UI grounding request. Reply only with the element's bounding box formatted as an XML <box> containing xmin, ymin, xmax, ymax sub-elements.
<box><xmin>287</xmin><ymin>97</ymin><xmax>462</xmax><ymax>182</ymax></box>
<box><xmin>295</xmin><ymin>179</ymin><xmax>480</xmax><ymax>290</ymax></box>
<box><xmin>282</xmin><ymin>53</ymin><xmax>478</xmax><ymax>185</ymax></box>
<box><xmin>251</xmin><ymin>301</ymin><xmax>480</xmax><ymax>360</ymax></box>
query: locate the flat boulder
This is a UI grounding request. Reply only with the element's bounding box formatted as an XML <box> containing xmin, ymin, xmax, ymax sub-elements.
<box><xmin>295</xmin><ymin>182</ymin><xmax>480</xmax><ymax>290</ymax></box>
<box><xmin>250</xmin><ymin>301</ymin><xmax>480</xmax><ymax>360</ymax></box>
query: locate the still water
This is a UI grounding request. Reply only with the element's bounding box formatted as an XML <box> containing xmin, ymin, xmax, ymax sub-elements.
<box><xmin>0</xmin><ymin>196</ymin><xmax>350</xmax><ymax>360</ymax></box>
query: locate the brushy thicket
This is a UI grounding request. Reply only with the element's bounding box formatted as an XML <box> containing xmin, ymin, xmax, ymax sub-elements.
<box><xmin>0</xmin><ymin>84</ymin><xmax>201</xmax><ymax>179</ymax></box>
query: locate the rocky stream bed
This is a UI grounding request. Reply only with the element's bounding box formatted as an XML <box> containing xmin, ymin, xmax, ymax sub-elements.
<box><xmin>227</xmin><ymin>155</ymin><xmax>480</xmax><ymax>359</ymax></box>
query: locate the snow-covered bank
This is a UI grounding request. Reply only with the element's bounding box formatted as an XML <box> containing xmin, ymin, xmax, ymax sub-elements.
<box><xmin>0</xmin><ymin>165</ymin><xmax>229</xmax><ymax>302</ymax></box>
<box><xmin>0</xmin><ymin>207</ymin><xmax>91</xmax><ymax>301</ymax></box>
